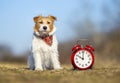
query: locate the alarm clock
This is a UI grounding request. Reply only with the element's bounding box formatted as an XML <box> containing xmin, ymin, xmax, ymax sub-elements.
<box><xmin>71</xmin><ymin>39</ymin><xmax>95</xmax><ymax>70</ymax></box>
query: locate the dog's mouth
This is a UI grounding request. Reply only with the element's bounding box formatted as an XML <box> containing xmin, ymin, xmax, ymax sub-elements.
<box><xmin>36</xmin><ymin>30</ymin><xmax>49</xmax><ymax>38</ymax></box>
<box><xmin>39</xmin><ymin>30</ymin><xmax>49</xmax><ymax>34</ymax></box>
<box><xmin>41</xmin><ymin>30</ymin><xmax>49</xmax><ymax>33</ymax></box>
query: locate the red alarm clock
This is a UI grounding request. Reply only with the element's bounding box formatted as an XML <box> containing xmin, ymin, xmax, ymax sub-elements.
<box><xmin>71</xmin><ymin>39</ymin><xmax>95</xmax><ymax>70</ymax></box>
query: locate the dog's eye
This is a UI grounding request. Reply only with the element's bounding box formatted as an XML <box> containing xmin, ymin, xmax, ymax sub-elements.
<box><xmin>47</xmin><ymin>21</ymin><xmax>51</xmax><ymax>24</ymax></box>
<box><xmin>39</xmin><ymin>21</ymin><xmax>43</xmax><ymax>24</ymax></box>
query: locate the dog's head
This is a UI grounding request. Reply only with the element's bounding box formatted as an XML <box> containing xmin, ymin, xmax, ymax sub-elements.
<box><xmin>33</xmin><ymin>15</ymin><xmax>56</xmax><ymax>37</ymax></box>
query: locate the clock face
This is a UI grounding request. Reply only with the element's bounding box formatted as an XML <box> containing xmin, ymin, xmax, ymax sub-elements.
<box><xmin>73</xmin><ymin>50</ymin><xmax>94</xmax><ymax>69</ymax></box>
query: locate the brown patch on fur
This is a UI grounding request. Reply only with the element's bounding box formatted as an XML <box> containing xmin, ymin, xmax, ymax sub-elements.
<box><xmin>48</xmin><ymin>15</ymin><xmax>57</xmax><ymax>21</ymax></box>
<box><xmin>34</xmin><ymin>16</ymin><xmax>41</xmax><ymax>23</ymax></box>
<box><xmin>33</xmin><ymin>15</ymin><xmax>56</xmax><ymax>33</ymax></box>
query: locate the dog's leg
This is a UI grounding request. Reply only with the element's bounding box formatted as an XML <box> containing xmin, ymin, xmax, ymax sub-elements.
<box><xmin>33</xmin><ymin>52</ymin><xmax>43</xmax><ymax>71</ymax></box>
<box><xmin>50</xmin><ymin>52</ymin><xmax>62</xmax><ymax>70</ymax></box>
<box><xmin>28</xmin><ymin>54</ymin><xmax>35</xmax><ymax>70</ymax></box>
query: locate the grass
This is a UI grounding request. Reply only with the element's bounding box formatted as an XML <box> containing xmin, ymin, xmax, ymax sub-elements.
<box><xmin>0</xmin><ymin>62</ymin><xmax>120</xmax><ymax>83</ymax></box>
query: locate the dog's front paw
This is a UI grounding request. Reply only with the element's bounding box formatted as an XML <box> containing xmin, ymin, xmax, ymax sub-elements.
<box><xmin>35</xmin><ymin>68</ymin><xmax>43</xmax><ymax>71</ymax></box>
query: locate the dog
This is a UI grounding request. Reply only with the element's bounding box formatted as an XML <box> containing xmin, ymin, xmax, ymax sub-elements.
<box><xmin>28</xmin><ymin>15</ymin><xmax>62</xmax><ymax>71</ymax></box>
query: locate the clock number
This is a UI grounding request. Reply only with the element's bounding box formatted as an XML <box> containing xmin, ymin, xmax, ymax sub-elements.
<box><xmin>88</xmin><ymin>55</ymin><xmax>90</xmax><ymax>57</ymax></box>
<box><xmin>85</xmin><ymin>64</ymin><xmax>87</xmax><ymax>66</ymax></box>
<box><xmin>76</xmin><ymin>61</ymin><xmax>78</xmax><ymax>63</ymax></box>
<box><xmin>89</xmin><ymin>58</ymin><xmax>91</xmax><ymax>60</ymax></box>
<box><xmin>82</xmin><ymin>64</ymin><xmax>84</xmax><ymax>67</ymax></box>
<box><xmin>82</xmin><ymin>51</ymin><xmax>84</xmax><ymax>53</ymax></box>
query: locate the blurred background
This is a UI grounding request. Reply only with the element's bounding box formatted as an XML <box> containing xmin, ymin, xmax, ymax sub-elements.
<box><xmin>0</xmin><ymin>0</ymin><xmax>120</xmax><ymax>65</ymax></box>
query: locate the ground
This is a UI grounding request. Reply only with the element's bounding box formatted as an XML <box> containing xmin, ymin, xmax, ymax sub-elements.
<box><xmin>0</xmin><ymin>62</ymin><xmax>120</xmax><ymax>83</ymax></box>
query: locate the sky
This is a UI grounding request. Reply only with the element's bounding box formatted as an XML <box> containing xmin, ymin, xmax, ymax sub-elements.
<box><xmin>0</xmin><ymin>0</ymin><xmax>119</xmax><ymax>54</ymax></box>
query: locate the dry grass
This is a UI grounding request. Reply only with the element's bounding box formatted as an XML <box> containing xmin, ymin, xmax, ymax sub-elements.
<box><xmin>0</xmin><ymin>62</ymin><xmax>120</xmax><ymax>83</ymax></box>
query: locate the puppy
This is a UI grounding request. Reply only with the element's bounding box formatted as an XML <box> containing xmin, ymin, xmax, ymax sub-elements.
<box><xmin>28</xmin><ymin>15</ymin><xmax>62</xmax><ymax>71</ymax></box>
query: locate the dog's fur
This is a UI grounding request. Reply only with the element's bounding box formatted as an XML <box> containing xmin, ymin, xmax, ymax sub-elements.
<box><xmin>28</xmin><ymin>15</ymin><xmax>62</xmax><ymax>71</ymax></box>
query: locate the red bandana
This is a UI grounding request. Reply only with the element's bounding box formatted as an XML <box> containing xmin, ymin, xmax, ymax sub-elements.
<box><xmin>43</xmin><ymin>35</ymin><xmax>53</xmax><ymax>46</ymax></box>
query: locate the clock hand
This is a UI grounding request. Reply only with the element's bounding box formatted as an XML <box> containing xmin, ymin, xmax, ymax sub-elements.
<box><xmin>77</xmin><ymin>55</ymin><xmax>82</xmax><ymax>59</ymax></box>
<box><xmin>82</xmin><ymin>51</ymin><xmax>84</xmax><ymax>60</ymax></box>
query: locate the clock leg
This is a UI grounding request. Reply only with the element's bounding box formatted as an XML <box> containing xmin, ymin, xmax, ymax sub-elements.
<box><xmin>72</xmin><ymin>66</ymin><xmax>77</xmax><ymax>70</ymax></box>
<box><xmin>72</xmin><ymin>67</ymin><xmax>76</xmax><ymax>70</ymax></box>
<box><xmin>90</xmin><ymin>66</ymin><xmax>93</xmax><ymax>70</ymax></box>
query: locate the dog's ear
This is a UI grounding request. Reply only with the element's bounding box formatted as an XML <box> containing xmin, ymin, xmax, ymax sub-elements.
<box><xmin>48</xmin><ymin>15</ymin><xmax>57</xmax><ymax>21</ymax></box>
<box><xmin>33</xmin><ymin>15</ymin><xmax>42</xmax><ymax>23</ymax></box>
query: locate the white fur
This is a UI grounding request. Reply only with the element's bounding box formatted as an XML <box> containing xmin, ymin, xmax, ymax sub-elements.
<box><xmin>28</xmin><ymin>26</ymin><xmax>62</xmax><ymax>71</ymax></box>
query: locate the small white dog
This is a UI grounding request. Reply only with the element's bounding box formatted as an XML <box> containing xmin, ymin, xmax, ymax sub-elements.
<box><xmin>28</xmin><ymin>15</ymin><xmax>62</xmax><ymax>71</ymax></box>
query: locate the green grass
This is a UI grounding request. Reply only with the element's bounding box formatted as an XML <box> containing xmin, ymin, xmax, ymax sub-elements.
<box><xmin>0</xmin><ymin>62</ymin><xmax>120</xmax><ymax>83</ymax></box>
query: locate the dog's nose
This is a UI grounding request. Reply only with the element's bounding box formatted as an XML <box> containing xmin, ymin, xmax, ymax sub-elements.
<box><xmin>43</xmin><ymin>26</ymin><xmax>47</xmax><ymax>30</ymax></box>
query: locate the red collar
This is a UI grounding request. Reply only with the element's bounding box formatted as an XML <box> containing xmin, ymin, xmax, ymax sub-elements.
<box><xmin>43</xmin><ymin>35</ymin><xmax>53</xmax><ymax>46</ymax></box>
<box><xmin>34</xmin><ymin>33</ymin><xmax>53</xmax><ymax>46</ymax></box>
